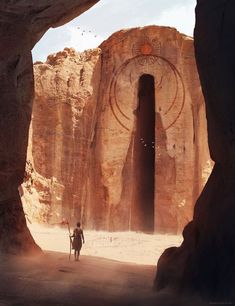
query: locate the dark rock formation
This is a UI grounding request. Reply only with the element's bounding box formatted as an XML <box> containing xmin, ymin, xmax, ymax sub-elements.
<box><xmin>0</xmin><ymin>0</ymin><xmax>99</xmax><ymax>254</ymax></box>
<box><xmin>155</xmin><ymin>0</ymin><xmax>235</xmax><ymax>301</ymax></box>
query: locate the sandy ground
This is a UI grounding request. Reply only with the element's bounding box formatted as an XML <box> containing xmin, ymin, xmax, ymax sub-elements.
<box><xmin>0</xmin><ymin>251</ymin><xmax>156</xmax><ymax>306</ymax></box>
<box><xmin>0</xmin><ymin>227</ymin><xmax>207</xmax><ymax>306</ymax></box>
<box><xmin>28</xmin><ymin>224</ymin><xmax>183</xmax><ymax>265</ymax></box>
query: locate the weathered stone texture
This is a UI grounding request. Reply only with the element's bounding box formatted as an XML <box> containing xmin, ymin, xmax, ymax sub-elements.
<box><xmin>23</xmin><ymin>47</ymin><xmax>101</xmax><ymax>225</ymax></box>
<box><xmin>23</xmin><ymin>26</ymin><xmax>211</xmax><ymax>234</ymax></box>
<box><xmin>95</xmin><ymin>26</ymin><xmax>210</xmax><ymax>233</ymax></box>
<box><xmin>0</xmin><ymin>0</ymin><xmax>99</xmax><ymax>253</ymax></box>
<box><xmin>154</xmin><ymin>0</ymin><xmax>235</xmax><ymax>302</ymax></box>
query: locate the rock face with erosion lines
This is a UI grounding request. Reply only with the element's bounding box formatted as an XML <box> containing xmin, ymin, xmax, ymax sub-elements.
<box><xmin>154</xmin><ymin>0</ymin><xmax>235</xmax><ymax>302</ymax></box>
<box><xmin>2</xmin><ymin>0</ymin><xmax>235</xmax><ymax>301</ymax></box>
<box><xmin>0</xmin><ymin>0</ymin><xmax>99</xmax><ymax>254</ymax></box>
<box><xmin>22</xmin><ymin>26</ymin><xmax>211</xmax><ymax>234</ymax></box>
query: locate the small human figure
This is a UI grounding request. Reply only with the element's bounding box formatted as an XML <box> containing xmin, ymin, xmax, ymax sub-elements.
<box><xmin>71</xmin><ymin>222</ymin><xmax>85</xmax><ymax>261</ymax></box>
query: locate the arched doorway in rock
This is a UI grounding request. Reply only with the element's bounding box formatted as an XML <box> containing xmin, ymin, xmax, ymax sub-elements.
<box><xmin>131</xmin><ymin>74</ymin><xmax>155</xmax><ymax>233</ymax></box>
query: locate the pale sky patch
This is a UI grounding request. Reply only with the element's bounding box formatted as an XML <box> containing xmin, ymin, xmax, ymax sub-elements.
<box><xmin>65</xmin><ymin>25</ymin><xmax>104</xmax><ymax>52</ymax></box>
<box><xmin>156</xmin><ymin>2</ymin><xmax>195</xmax><ymax>37</ymax></box>
<box><xmin>32</xmin><ymin>0</ymin><xmax>196</xmax><ymax>62</ymax></box>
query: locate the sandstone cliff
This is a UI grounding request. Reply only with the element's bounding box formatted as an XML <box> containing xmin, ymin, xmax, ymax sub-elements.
<box><xmin>0</xmin><ymin>0</ymin><xmax>99</xmax><ymax>254</ymax></box>
<box><xmin>22</xmin><ymin>26</ymin><xmax>211</xmax><ymax>233</ymax></box>
<box><xmin>3</xmin><ymin>0</ymin><xmax>235</xmax><ymax>301</ymax></box>
<box><xmin>23</xmin><ymin>47</ymin><xmax>101</xmax><ymax>225</ymax></box>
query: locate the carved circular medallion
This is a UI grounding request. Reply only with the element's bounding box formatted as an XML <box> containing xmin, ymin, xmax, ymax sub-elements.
<box><xmin>132</xmin><ymin>35</ymin><xmax>161</xmax><ymax>65</ymax></box>
<box><xmin>140</xmin><ymin>43</ymin><xmax>153</xmax><ymax>55</ymax></box>
<box><xmin>109</xmin><ymin>55</ymin><xmax>185</xmax><ymax>132</ymax></box>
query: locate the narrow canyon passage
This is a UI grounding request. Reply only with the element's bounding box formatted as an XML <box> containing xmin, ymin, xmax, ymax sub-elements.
<box><xmin>132</xmin><ymin>74</ymin><xmax>155</xmax><ymax>233</ymax></box>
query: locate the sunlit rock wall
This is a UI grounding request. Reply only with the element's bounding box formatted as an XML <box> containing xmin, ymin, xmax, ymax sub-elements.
<box><xmin>22</xmin><ymin>47</ymin><xmax>101</xmax><ymax>225</ymax></box>
<box><xmin>22</xmin><ymin>26</ymin><xmax>211</xmax><ymax>233</ymax></box>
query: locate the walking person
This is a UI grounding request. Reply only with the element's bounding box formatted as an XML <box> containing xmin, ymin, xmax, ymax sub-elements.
<box><xmin>71</xmin><ymin>222</ymin><xmax>85</xmax><ymax>261</ymax></box>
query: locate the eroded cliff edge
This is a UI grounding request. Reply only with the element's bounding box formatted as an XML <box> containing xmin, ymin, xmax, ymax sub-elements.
<box><xmin>0</xmin><ymin>0</ymin><xmax>99</xmax><ymax>253</ymax></box>
<box><xmin>22</xmin><ymin>25</ymin><xmax>211</xmax><ymax>234</ymax></box>
<box><xmin>155</xmin><ymin>0</ymin><xmax>235</xmax><ymax>302</ymax></box>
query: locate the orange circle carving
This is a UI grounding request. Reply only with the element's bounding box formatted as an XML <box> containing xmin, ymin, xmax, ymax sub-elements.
<box><xmin>140</xmin><ymin>43</ymin><xmax>153</xmax><ymax>55</ymax></box>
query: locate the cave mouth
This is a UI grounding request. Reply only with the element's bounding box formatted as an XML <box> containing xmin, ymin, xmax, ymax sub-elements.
<box><xmin>132</xmin><ymin>74</ymin><xmax>155</xmax><ymax>233</ymax></box>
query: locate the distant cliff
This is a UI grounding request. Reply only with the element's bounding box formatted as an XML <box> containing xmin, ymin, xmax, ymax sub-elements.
<box><xmin>22</xmin><ymin>26</ymin><xmax>212</xmax><ymax>233</ymax></box>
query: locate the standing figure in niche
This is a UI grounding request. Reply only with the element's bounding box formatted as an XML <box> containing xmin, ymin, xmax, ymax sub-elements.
<box><xmin>71</xmin><ymin>222</ymin><xmax>85</xmax><ymax>261</ymax></box>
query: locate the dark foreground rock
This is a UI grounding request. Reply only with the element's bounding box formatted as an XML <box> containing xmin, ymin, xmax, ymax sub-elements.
<box><xmin>0</xmin><ymin>0</ymin><xmax>99</xmax><ymax>253</ymax></box>
<box><xmin>155</xmin><ymin>0</ymin><xmax>235</xmax><ymax>302</ymax></box>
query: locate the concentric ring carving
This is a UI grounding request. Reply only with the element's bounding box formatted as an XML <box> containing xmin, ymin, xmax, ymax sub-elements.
<box><xmin>108</xmin><ymin>54</ymin><xmax>185</xmax><ymax>132</ymax></box>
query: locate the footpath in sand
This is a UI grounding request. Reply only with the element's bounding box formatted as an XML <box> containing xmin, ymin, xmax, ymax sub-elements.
<box><xmin>0</xmin><ymin>228</ymin><xmax>193</xmax><ymax>306</ymax></box>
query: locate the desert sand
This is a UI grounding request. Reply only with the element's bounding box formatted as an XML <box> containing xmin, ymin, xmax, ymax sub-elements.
<box><xmin>0</xmin><ymin>227</ymin><xmax>206</xmax><ymax>305</ymax></box>
<box><xmin>28</xmin><ymin>225</ymin><xmax>183</xmax><ymax>265</ymax></box>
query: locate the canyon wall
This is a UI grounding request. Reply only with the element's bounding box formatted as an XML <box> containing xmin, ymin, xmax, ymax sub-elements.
<box><xmin>154</xmin><ymin>0</ymin><xmax>235</xmax><ymax>302</ymax></box>
<box><xmin>22</xmin><ymin>47</ymin><xmax>101</xmax><ymax>226</ymax></box>
<box><xmin>2</xmin><ymin>0</ymin><xmax>235</xmax><ymax>300</ymax></box>
<box><xmin>0</xmin><ymin>0</ymin><xmax>99</xmax><ymax>254</ymax></box>
<box><xmin>22</xmin><ymin>26</ymin><xmax>211</xmax><ymax>233</ymax></box>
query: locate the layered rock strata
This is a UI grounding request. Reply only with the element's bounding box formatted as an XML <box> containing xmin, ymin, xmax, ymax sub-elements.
<box><xmin>23</xmin><ymin>26</ymin><xmax>211</xmax><ymax>234</ymax></box>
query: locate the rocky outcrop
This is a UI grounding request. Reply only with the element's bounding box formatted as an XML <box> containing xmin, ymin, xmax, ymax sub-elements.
<box><xmin>23</xmin><ymin>26</ymin><xmax>211</xmax><ymax>234</ymax></box>
<box><xmin>2</xmin><ymin>0</ymin><xmax>235</xmax><ymax>301</ymax></box>
<box><xmin>0</xmin><ymin>0</ymin><xmax>99</xmax><ymax>254</ymax></box>
<box><xmin>95</xmin><ymin>26</ymin><xmax>210</xmax><ymax>233</ymax></box>
<box><xmin>154</xmin><ymin>0</ymin><xmax>235</xmax><ymax>302</ymax></box>
<box><xmin>23</xmin><ymin>47</ymin><xmax>101</xmax><ymax>226</ymax></box>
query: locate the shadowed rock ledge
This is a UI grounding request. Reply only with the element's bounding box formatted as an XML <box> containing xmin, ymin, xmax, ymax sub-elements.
<box><xmin>1</xmin><ymin>0</ymin><xmax>235</xmax><ymax>302</ymax></box>
<box><xmin>155</xmin><ymin>0</ymin><xmax>235</xmax><ymax>302</ymax></box>
<box><xmin>0</xmin><ymin>0</ymin><xmax>99</xmax><ymax>254</ymax></box>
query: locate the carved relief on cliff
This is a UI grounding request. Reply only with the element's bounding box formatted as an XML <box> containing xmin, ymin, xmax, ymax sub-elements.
<box><xmin>22</xmin><ymin>26</ymin><xmax>211</xmax><ymax>233</ymax></box>
<box><xmin>92</xmin><ymin>26</ymin><xmax>210</xmax><ymax>232</ymax></box>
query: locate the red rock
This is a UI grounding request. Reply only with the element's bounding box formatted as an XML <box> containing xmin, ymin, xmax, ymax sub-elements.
<box><xmin>23</xmin><ymin>26</ymin><xmax>212</xmax><ymax>234</ymax></box>
<box><xmin>0</xmin><ymin>0</ymin><xmax>99</xmax><ymax>254</ymax></box>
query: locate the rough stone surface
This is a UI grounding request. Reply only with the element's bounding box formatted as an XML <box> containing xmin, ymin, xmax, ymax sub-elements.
<box><xmin>23</xmin><ymin>47</ymin><xmax>101</xmax><ymax>226</ymax></box>
<box><xmin>23</xmin><ymin>26</ymin><xmax>211</xmax><ymax>234</ymax></box>
<box><xmin>0</xmin><ymin>0</ymin><xmax>99</xmax><ymax>254</ymax></box>
<box><xmin>154</xmin><ymin>0</ymin><xmax>235</xmax><ymax>302</ymax></box>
